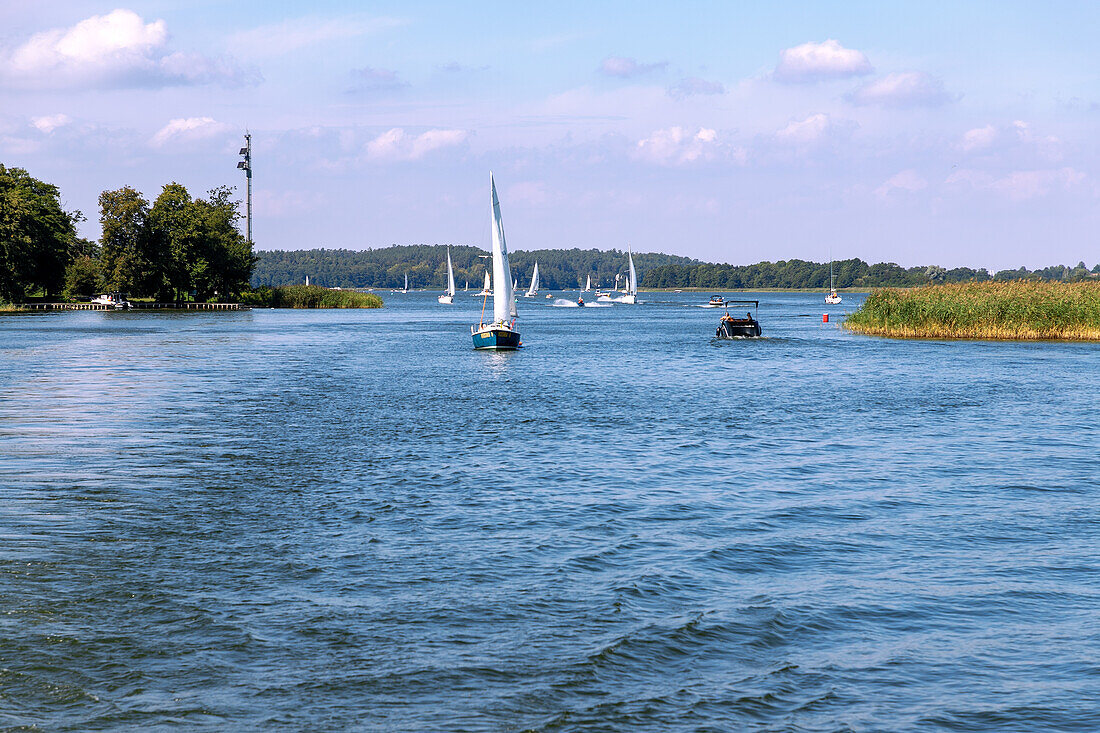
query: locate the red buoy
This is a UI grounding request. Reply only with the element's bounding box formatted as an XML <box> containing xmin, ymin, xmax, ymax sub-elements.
<box><xmin>823</xmin><ymin>313</ymin><xmax>829</xmax><ymax>323</ymax></box>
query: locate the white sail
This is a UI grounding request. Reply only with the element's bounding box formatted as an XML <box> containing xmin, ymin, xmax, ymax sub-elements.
<box><xmin>628</xmin><ymin>246</ymin><xmax>637</xmax><ymax>295</ymax></box>
<box><xmin>483</xmin><ymin>270</ymin><xmax>491</xmax><ymax>292</ymax></box>
<box><xmin>464</xmin><ymin>280</ymin><xmax>468</xmax><ymax>292</ymax></box>
<box><xmin>490</xmin><ymin>173</ymin><xmax>515</xmax><ymax>324</ymax></box>
<box><xmin>584</xmin><ymin>274</ymin><xmax>591</xmax><ymax>291</ymax></box>
<box><xmin>526</xmin><ymin>262</ymin><xmax>540</xmax><ymax>296</ymax></box>
<box><xmin>404</xmin><ymin>272</ymin><xmax>408</xmax><ymax>291</ymax></box>
<box><xmin>446</xmin><ymin>247</ymin><xmax>456</xmax><ymax>296</ymax></box>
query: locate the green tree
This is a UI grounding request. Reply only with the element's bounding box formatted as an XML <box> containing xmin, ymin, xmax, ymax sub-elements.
<box><xmin>63</xmin><ymin>255</ymin><xmax>104</xmax><ymax>298</ymax></box>
<box><xmin>149</xmin><ymin>182</ymin><xmax>200</xmax><ymax>300</ymax></box>
<box><xmin>99</xmin><ymin>186</ymin><xmax>162</xmax><ymax>296</ymax></box>
<box><xmin>0</xmin><ymin>164</ymin><xmax>79</xmax><ymax>301</ymax></box>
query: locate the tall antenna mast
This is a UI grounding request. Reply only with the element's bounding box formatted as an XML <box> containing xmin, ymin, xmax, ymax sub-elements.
<box><xmin>237</xmin><ymin>132</ymin><xmax>252</xmax><ymax>243</ymax></box>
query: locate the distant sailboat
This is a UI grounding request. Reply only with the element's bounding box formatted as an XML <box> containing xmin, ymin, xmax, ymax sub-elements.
<box><xmin>583</xmin><ymin>274</ymin><xmax>591</xmax><ymax>292</ymax></box>
<box><xmin>474</xmin><ymin>269</ymin><xmax>491</xmax><ymax>297</ymax></box>
<box><xmin>402</xmin><ymin>272</ymin><xmax>409</xmax><ymax>294</ymax></box>
<box><xmin>439</xmin><ymin>247</ymin><xmax>456</xmax><ymax>304</ymax></box>
<box><xmin>622</xmin><ymin>246</ymin><xmax>638</xmax><ymax>304</ymax></box>
<box><xmin>471</xmin><ymin>173</ymin><xmax>521</xmax><ymax>350</ymax></box>
<box><xmin>524</xmin><ymin>262</ymin><xmax>540</xmax><ymax>297</ymax></box>
<box><xmin>464</xmin><ymin>280</ymin><xmax>469</xmax><ymax>292</ymax></box>
<box><xmin>825</xmin><ymin>260</ymin><xmax>842</xmax><ymax>304</ymax></box>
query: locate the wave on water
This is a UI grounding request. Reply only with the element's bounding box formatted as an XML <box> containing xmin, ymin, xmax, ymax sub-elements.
<box><xmin>552</xmin><ymin>299</ymin><xmax>610</xmax><ymax>307</ymax></box>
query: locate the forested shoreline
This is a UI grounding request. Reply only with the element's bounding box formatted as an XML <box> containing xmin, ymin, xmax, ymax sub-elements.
<box><xmin>254</xmin><ymin>246</ymin><xmax>1100</xmax><ymax>291</ymax></box>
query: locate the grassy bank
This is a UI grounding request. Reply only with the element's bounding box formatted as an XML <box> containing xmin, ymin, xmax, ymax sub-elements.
<box><xmin>845</xmin><ymin>281</ymin><xmax>1100</xmax><ymax>340</ymax></box>
<box><xmin>241</xmin><ymin>285</ymin><xmax>383</xmax><ymax>309</ymax></box>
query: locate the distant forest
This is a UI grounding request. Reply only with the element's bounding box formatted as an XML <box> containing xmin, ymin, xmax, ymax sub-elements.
<box><xmin>252</xmin><ymin>246</ymin><xmax>1100</xmax><ymax>290</ymax></box>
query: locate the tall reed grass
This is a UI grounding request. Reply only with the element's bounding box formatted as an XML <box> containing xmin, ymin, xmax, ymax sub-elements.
<box><xmin>845</xmin><ymin>281</ymin><xmax>1100</xmax><ymax>340</ymax></box>
<box><xmin>241</xmin><ymin>285</ymin><xmax>383</xmax><ymax>309</ymax></box>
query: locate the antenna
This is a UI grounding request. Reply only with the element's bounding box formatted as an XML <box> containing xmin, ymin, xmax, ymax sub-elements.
<box><xmin>237</xmin><ymin>132</ymin><xmax>252</xmax><ymax>244</ymax></box>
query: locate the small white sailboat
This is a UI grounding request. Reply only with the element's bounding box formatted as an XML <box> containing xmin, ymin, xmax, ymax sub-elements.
<box><xmin>474</xmin><ymin>269</ymin><xmax>491</xmax><ymax>297</ymax></box>
<box><xmin>464</xmin><ymin>280</ymin><xmax>469</xmax><ymax>292</ymax></box>
<box><xmin>402</xmin><ymin>272</ymin><xmax>409</xmax><ymax>294</ymax></box>
<box><xmin>439</xmin><ymin>247</ymin><xmax>456</xmax><ymax>304</ymax></box>
<box><xmin>583</xmin><ymin>274</ymin><xmax>592</xmax><ymax>292</ymax></box>
<box><xmin>524</xmin><ymin>262</ymin><xmax>540</xmax><ymax>297</ymax></box>
<box><xmin>825</xmin><ymin>261</ymin><xmax>842</xmax><ymax>304</ymax></box>
<box><xmin>622</xmin><ymin>246</ymin><xmax>638</xmax><ymax>304</ymax></box>
<box><xmin>471</xmin><ymin>173</ymin><xmax>521</xmax><ymax>350</ymax></box>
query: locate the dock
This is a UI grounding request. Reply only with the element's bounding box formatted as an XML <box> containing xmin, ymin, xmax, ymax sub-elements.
<box><xmin>20</xmin><ymin>302</ymin><xmax>250</xmax><ymax>311</ymax></box>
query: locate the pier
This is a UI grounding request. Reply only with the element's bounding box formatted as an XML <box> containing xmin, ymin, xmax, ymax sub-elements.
<box><xmin>21</xmin><ymin>302</ymin><xmax>250</xmax><ymax>311</ymax></box>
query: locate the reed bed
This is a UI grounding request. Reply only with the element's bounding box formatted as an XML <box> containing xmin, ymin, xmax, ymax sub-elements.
<box><xmin>845</xmin><ymin>281</ymin><xmax>1100</xmax><ymax>340</ymax></box>
<box><xmin>242</xmin><ymin>285</ymin><xmax>383</xmax><ymax>309</ymax></box>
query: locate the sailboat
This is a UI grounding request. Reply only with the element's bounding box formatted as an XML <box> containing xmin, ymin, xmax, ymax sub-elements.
<box><xmin>474</xmin><ymin>269</ymin><xmax>491</xmax><ymax>297</ymax></box>
<box><xmin>524</xmin><ymin>262</ymin><xmax>540</xmax><ymax>297</ymax></box>
<box><xmin>622</xmin><ymin>246</ymin><xmax>638</xmax><ymax>304</ymax></box>
<box><xmin>402</xmin><ymin>272</ymin><xmax>409</xmax><ymax>294</ymax></box>
<box><xmin>825</xmin><ymin>261</ymin><xmax>842</xmax><ymax>304</ymax></box>
<box><xmin>464</xmin><ymin>280</ymin><xmax>469</xmax><ymax>292</ymax></box>
<box><xmin>471</xmin><ymin>173</ymin><xmax>521</xmax><ymax>350</ymax></box>
<box><xmin>438</xmin><ymin>247</ymin><xmax>456</xmax><ymax>304</ymax></box>
<box><xmin>583</xmin><ymin>274</ymin><xmax>592</xmax><ymax>292</ymax></box>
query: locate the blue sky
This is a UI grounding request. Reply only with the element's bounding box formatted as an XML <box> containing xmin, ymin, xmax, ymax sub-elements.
<box><xmin>1</xmin><ymin>1</ymin><xmax>1098</xmax><ymax>269</ymax></box>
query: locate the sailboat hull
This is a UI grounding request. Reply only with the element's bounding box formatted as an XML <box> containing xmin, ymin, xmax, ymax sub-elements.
<box><xmin>438</xmin><ymin>295</ymin><xmax>454</xmax><ymax>304</ymax></box>
<box><xmin>472</xmin><ymin>326</ymin><xmax>521</xmax><ymax>350</ymax></box>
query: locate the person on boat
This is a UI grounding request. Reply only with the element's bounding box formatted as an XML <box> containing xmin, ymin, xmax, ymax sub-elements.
<box><xmin>577</xmin><ymin>296</ymin><xmax>584</xmax><ymax>306</ymax></box>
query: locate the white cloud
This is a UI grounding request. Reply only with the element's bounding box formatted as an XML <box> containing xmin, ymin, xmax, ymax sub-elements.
<box><xmin>667</xmin><ymin>76</ymin><xmax>724</xmax><ymax>99</ymax></box>
<box><xmin>599</xmin><ymin>56</ymin><xmax>666</xmax><ymax>78</ymax></box>
<box><xmin>364</xmin><ymin>128</ymin><xmax>467</xmax><ymax>160</ymax></box>
<box><xmin>151</xmin><ymin>117</ymin><xmax>233</xmax><ymax>147</ymax></box>
<box><xmin>776</xmin><ymin>113</ymin><xmax>831</xmax><ymax>144</ymax></box>
<box><xmin>0</xmin><ymin>9</ymin><xmax>255</xmax><ymax>89</ymax></box>
<box><xmin>875</xmin><ymin>169</ymin><xmax>928</xmax><ymax>199</ymax></box>
<box><xmin>961</xmin><ymin>125</ymin><xmax>997</xmax><ymax>151</ymax></box>
<box><xmin>349</xmin><ymin>66</ymin><xmax>408</xmax><ymax>92</ymax></box>
<box><xmin>31</xmin><ymin>113</ymin><xmax>72</xmax><ymax>134</ymax></box>
<box><xmin>635</xmin><ymin>126</ymin><xmax>721</xmax><ymax>165</ymax></box>
<box><xmin>229</xmin><ymin>14</ymin><xmax>405</xmax><ymax>58</ymax></box>
<box><xmin>946</xmin><ymin>167</ymin><xmax>1085</xmax><ymax>201</ymax></box>
<box><xmin>849</xmin><ymin>72</ymin><xmax>952</xmax><ymax>108</ymax></box>
<box><xmin>774</xmin><ymin>39</ymin><xmax>872</xmax><ymax>83</ymax></box>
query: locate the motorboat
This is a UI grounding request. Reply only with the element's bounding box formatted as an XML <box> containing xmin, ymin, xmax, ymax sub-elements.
<box><xmin>91</xmin><ymin>292</ymin><xmax>131</xmax><ymax>310</ymax></box>
<box><xmin>715</xmin><ymin>300</ymin><xmax>762</xmax><ymax>338</ymax></box>
<box><xmin>707</xmin><ymin>295</ymin><xmax>725</xmax><ymax>307</ymax></box>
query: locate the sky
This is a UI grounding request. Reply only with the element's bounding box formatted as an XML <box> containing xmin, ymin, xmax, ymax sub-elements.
<box><xmin>1</xmin><ymin>1</ymin><xmax>1098</xmax><ymax>269</ymax></box>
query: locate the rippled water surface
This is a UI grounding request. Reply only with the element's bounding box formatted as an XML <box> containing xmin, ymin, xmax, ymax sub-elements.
<box><xmin>2</xmin><ymin>292</ymin><xmax>1098</xmax><ymax>731</ymax></box>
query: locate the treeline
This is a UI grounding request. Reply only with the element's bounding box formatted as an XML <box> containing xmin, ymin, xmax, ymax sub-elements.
<box><xmin>254</xmin><ymin>246</ymin><xmax>1100</xmax><ymax>290</ymax></box>
<box><xmin>644</xmin><ymin>260</ymin><xmax>1100</xmax><ymax>289</ymax></box>
<box><xmin>252</xmin><ymin>246</ymin><xmax>698</xmax><ymax>290</ymax></box>
<box><xmin>0</xmin><ymin>162</ymin><xmax>254</xmax><ymax>303</ymax></box>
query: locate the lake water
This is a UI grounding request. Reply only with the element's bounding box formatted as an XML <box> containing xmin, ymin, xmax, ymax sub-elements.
<box><xmin>2</xmin><ymin>292</ymin><xmax>1098</xmax><ymax>731</ymax></box>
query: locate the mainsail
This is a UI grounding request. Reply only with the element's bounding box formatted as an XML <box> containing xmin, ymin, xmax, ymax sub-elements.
<box><xmin>445</xmin><ymin>247</ymin><xmax>456</xmax><ymax>296</ymax></box>
<box><xmin>627</xmin><ymin>246</ymin><xmax>637</xmax><ymax>296</ymax></box>
<box><xmin>526</xmin><ymin>262</ymin><xmax>540</xmax><ymax>296</ymax></box>
<box><xmin>490</xmin><ymin>173</ymin><xmax>516</xmax><ymax>324</ymax></box>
